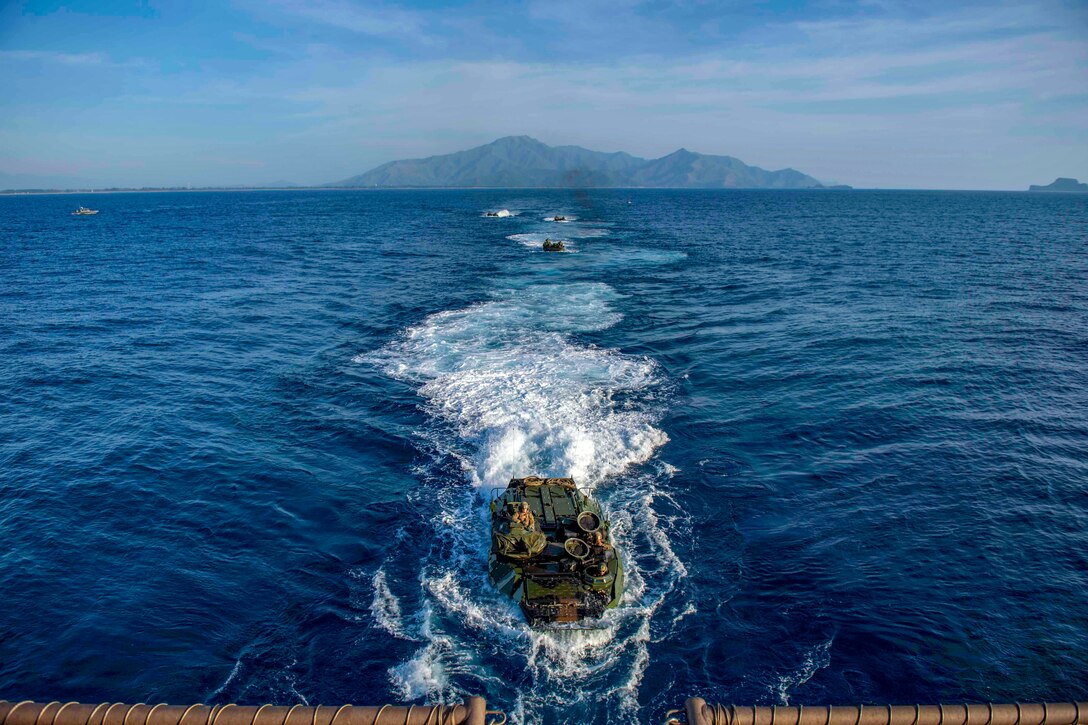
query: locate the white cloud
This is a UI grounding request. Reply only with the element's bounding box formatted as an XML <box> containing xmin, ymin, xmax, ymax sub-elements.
<box><xmin>257</xmin><ymin>0</ymin><xmax>429</xmax><ymax>41</ymax></box>
<box><xmin>0</xmin><ymin>50</ymin><xmax>111</xmax><ymax>65</ymax></box>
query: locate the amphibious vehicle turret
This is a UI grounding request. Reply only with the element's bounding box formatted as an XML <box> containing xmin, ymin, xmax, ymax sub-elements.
<box><xmin>488</xmin><ymin>476</ymin><xmax>623</xmax><ymax>626</ymax></box>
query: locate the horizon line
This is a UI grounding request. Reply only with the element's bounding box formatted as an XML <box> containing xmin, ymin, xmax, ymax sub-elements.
<box><xmin>2</xmin><ymin>185</ymin><xmax>1078</xmax><ymax>195</ymax></box>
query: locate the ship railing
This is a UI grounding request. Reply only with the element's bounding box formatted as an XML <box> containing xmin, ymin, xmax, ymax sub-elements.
<box><xmin>0</xmin><ymin>700</ymin><xmax>505</xmax><ymax>725</ymax></box>
<box><xmin>5</xmin><ymin>697</ymin><xmax>1083</xmax><ymax>725</ymax></box>
<box><xmin>666</xmin><ymin>702</ymin><xmax>1088</xmax><ymax>725</ymax></box>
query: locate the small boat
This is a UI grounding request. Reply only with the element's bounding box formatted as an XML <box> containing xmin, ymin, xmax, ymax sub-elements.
<box><xmin>542</xmin><ymin>239</ymin><xmax>566</xmax><ymax>252</ymax></box>
<box><xmin>485</xmin><ymin>209</ymin><xmax>512</xmax><ymax>218</ymax></box>
<box><xmin>489</xmin><ymin>476</ymin><xmax>623</xmax><ymax>626</ymax></box>
<box><xmin>549</xmin><ymin>215</ymin><xmax>567</xmax><ymax>222</ymax></box>
<box><xmin>71</xmin><ymin>207</ymin><xmax>99</xmax><ymax>216</ymax></box>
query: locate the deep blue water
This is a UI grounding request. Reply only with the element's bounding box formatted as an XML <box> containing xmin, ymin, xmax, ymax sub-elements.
<box><xmin>2</xmin><ymin>189</ymin><xmax>1086</xmax><ymax>724</ymax></box>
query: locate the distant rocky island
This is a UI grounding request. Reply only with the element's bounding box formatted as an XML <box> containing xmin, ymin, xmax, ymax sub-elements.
<box><xmin>1028</xmin><ymin>177</ymin><xmax>1088</xmax><ymax>193</ymax></box>
<box><xmin>330</xmin><ymin>136</ymin><xmax>849</xmax><ymax>189</ymax></box>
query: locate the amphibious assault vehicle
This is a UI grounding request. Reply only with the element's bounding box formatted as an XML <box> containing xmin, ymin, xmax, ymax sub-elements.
<box><xmin>488</xmin><ymin>476</ymin><xmax>623</xmax><ymax>626</ymax></box>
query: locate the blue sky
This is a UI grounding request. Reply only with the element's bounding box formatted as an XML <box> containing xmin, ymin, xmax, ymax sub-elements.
<box><xmin>1</xmin><ymin>0</ymin><xmax>1085</xmax><ymax>189</ymax></box>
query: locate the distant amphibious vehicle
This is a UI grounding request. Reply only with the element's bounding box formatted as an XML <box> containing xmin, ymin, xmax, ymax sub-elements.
<box><xmin>488</xmin><ymin>476</ymin><xmax>623</xmax><ymax>626</ymax></box>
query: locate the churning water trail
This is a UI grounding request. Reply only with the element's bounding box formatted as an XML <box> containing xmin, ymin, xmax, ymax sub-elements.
<box><xmin>365</xmin><ymin>282</ymin><xmax>665</xmax><ymax>486</ymax></box>
<box><xmin>357</xmin><ymin>211</ymin><xmax>690</xmax><ymax>724</ymax></box>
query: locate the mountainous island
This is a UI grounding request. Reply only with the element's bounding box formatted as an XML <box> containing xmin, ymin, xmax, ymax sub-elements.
<box><xmin>1028</xmin><ymin>177</ymin><xmax>1088</xmax><ymax>193</ymax></box>
<box><xmin>330</xmin><ymin>136</ymin><xmax>848</xmax><ymax>189</ymax></box>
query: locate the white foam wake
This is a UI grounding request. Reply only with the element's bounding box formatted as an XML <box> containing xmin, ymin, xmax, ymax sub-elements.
<box><xmin>772</xmin><ymin>638</ymin><xmax>833</xmax><ymax>705</ymax></box>
<box><xmin>357</xmin><ymin>280</ymin><xmax>686</xmax><ymax>723</ymax></box>
<box><xmin>370</xmin><ymin>568</ymin><xmax>417</xmax><ymax>641</ymax></box>
<box><xmin>516</xmin><ymin>227</ymin><xmax>609</xmax><ymax>240</ymax></box>
<box><xmin>363</xmin><ymin>282</ymin><xmax>666</xmax><ymax>488</ymax></box>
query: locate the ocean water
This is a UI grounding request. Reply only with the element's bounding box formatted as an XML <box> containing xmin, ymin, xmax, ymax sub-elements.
<box><xmin>1</xmin><ymin>189</ymin><xmax>1086</xmax><ymax>724</ymax></box>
